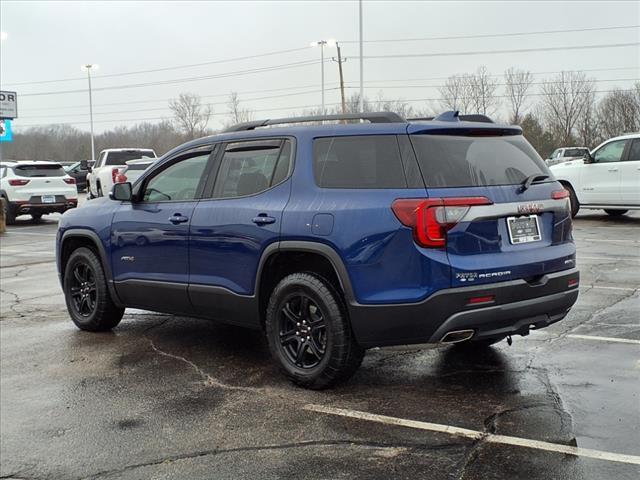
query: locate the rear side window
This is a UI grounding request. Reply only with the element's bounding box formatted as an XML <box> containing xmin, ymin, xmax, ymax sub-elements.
<box><xmin>13</xmin><ymin>165</ymin><xmax>66</xmax><ymax>177</ymax></box>
<box><xmin>313</xmin><ymin>135</ymin><xmax>408</xmax><ymax>188</ymax></box>
<box><xmin>212</xmin><ymin>139</ymin><xmax>292</xmax><ymax>198</ymax></box>
<box><xmin>410</xmin><ymin>134</ymin><xmax>550</xmax><ymax>188</ymax></box>
<box><xmin>106</xmin><ymin>150</ymin><xmax>155</xmax><ymax>166</ymax></box>
<box><xmin>628</xmin><ymin>139</ymin><xmax>640</xmax><ymax>161</ymax></box>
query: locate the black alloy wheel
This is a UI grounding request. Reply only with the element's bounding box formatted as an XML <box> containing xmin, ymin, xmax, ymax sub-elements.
<box><xmin>69</xmin><ymin>261</ymin><xmax>98</xmax><ymax>317</ymax></box>
<box><xmin>278</xmin><ymin>293</ymin><xmax>327</xmax><ymax>369</ymax></box>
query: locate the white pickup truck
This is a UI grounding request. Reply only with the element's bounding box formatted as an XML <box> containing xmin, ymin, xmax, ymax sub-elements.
<box><xmin>550</xmin><ymin>133</ymin><xmax>640</xmax><ymax>217</ymax></box>
<box><xmin>87</xmin><ymin>148</ymin><xmax>156</xmax><ymax>198</ymax></box>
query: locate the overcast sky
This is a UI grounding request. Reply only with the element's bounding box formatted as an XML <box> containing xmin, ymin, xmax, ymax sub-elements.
<box><xmin>1</xmin><ymin>0</ymin><xmax>638</xmax><ymax>132</ymax></box>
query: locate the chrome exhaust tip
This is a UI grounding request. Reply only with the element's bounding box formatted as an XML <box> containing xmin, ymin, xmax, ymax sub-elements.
<box><xmin>440</xmin><ymin>329</ymin><xmax>475</xmax><ymax>344</ymax></box>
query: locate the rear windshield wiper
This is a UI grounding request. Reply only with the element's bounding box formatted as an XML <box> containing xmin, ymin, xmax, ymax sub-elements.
<box><xmin>519</xmin><ymin>173</ymin><xmax>550</xmax><ymax>192</ymax></box>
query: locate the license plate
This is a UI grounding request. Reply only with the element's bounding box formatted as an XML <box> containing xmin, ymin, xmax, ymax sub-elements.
<box><xmin>41</xmin><ymin>195</ymin><xmax>56</xmax><ymax>204</ymax></box>
<box><xmin>507</xmin><ymin>215</ymin><xmax>541</xmax><ymax>244</ymax></box>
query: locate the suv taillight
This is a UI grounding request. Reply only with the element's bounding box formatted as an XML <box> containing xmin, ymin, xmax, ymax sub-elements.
<box><xmin>392</xmin><ymin>197</ymin><xmax>493</xmax><ymax>248</ymax></box>
<box><xmin>8</xmin><ymin>179</ymin><xmax>30</xmax><ymax>186</ymax></box>
<box><xmin>64</xmin><ymin>178</ymin><xmax>76</xmax><ymax>185</ymax></box>
<box><xmin>111</xmin><ymin>167</ymin><xmax>122</xmax><ymax>183</ymax></box>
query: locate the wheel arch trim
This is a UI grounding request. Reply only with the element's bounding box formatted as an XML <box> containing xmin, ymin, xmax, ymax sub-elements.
<box><xmin>60</xmin><ymin>229</ymin><xmax>124</xmax><ymax>306</ymax></box>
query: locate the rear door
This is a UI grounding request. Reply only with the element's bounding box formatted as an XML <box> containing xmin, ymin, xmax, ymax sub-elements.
<box><xmin>110</xmin><ymin>146</ymin><xmax>214</xmax><ymax>313</ymax></box>
<box><xmin>409</xmin><ymin>129</ymin><xmax>575</xmax><ymax>287</ymax></box>
<box><xmin>619</xmin><ymin>138</ymin><xmax>640</xmax><ymax>205</ymax></box>
<box><xmin>188</xmin><ymin>138</ymin><xmax>294</xmax><ymax>326</ymax></box>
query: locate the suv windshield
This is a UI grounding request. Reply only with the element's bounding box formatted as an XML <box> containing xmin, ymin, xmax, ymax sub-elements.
<box><xmin>105</xmin><ymin>150</ymin><xmax>155</xmax><ymax>166</ymax></box>
<box><xmin>13</xmin><ymin>164</ymin><xmax>66</xmax><ymax>177</ymax></box>
<box><xmin>410</xmin><ymin>134</ymin><xmax>551</xmax><ymax>188</ymax></box>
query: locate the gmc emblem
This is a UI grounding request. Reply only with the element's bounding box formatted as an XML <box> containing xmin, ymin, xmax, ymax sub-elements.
<box><xmin>517</xmin><ymin>203</ymin><xmax>543</xmax><ymax>214</ymax></box>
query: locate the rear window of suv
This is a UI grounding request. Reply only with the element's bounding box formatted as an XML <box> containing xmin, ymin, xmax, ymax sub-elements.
<box><xmin>410</xmin><ymin>134</ymin><xmax>551</xmax><ymax>188</ymax></box>
<box><xmin>105</xmin><ymin>150</ymin><xmax>155</xmax><ymax>166</ymax></box>
<box><xmin>313</xmin><ymin>135</ymin><xmax>408</xmax><ymax>188</ymax></box>
<box><xmin>13</xmin><ymin>164</ymin><xmax>66</xmax><ymax>177</ymax></box>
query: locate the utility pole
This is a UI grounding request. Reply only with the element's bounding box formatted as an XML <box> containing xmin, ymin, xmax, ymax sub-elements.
<box><xmin>332</xmin><ymin>43</ymin><xmax>347</xmax><ymax>114</ymax></box>
<box><xmin>81</xmin><ymin>64</ymin><xmax>99</xmax><ymax>161</ymax></box>
<box><xmin>358</xmin><ymin>0</ymin><xmax>364</xmax><ymax>113</ymax></box>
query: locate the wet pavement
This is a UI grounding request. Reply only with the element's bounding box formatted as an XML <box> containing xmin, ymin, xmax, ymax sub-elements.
<box><xmin>1</xmin><ymin>206</ymin><xmax>639</xmax><ymax>479</ymax></box>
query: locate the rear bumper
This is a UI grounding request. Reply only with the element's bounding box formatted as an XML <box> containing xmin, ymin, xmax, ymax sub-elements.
<box><xmin>10</xmin><ymin>199</ymin><xmax>77</xmax><ymax>215</ymax></box>
<box><xmin>349</xmin><ymin>268</ymin><xmax>579</xmax><ymax>348</ymax></box>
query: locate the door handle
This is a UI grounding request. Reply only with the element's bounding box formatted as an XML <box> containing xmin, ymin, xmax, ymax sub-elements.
<box><xmin>169</xmin><ymin>214</ymin><xmax>189</xmax><ymax>224</ymax></box>
<box><xmin>252</xmin><ymin>214</ymin><xmax>276</xmax><ymax>225</ymax></box>
<box><xmin>607</xmin><ymin>168</ymin><xmax>619</xmax><ymax>172</ymax></box>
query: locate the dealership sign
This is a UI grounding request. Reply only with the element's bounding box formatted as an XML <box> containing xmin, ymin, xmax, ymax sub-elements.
<box><xmin>0</xmin><ymin>91</ymin><xmax>18</xmax><ymax>119</ymax></box>
<box><xmin>0</xmin><ymin>119</ymin><xmax>13</xmax><ymax>142</ymax></box>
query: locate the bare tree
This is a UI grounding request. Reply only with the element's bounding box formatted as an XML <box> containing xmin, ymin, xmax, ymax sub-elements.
<box><xmin>439</xmin><ymin>74</ymin><xmax>473</xmax><ymax>113</ymax></box>
<box><xmin>539</xmin><ymin>71</ymin><xmax>595</xmax><ymax>145</ymax></box>
<box><xmin>375</xmin><ymin>92</ymin><xmax>415</xmax><ymax>119</ymax></box>
<box><xmin>224</xmin><ymin>91</ymin><xmax>254</xmax><ymax>128</ymax></box>
<box><xmin>504</xmin><ymin>68</ymin><xmax>534</xmax><ymax>124</ymax></box>
<box><xmin>577</xmin><ymin>90</ymin><xmax>602</xmax><ymax>148</ymax></box>
<box><xmin>597</xmin><ymin>85</ymin><xmax>640</xmax><ymax>138</ymax></box>
<box><xmin>169</xmin><ymin>93</ymin><xmax>212</xmax><ymax>139</ymax></box>
<box><xmin>466</xmin><ymin>66</ymin><xmax>499</xmax><ymax>116</ymax></box>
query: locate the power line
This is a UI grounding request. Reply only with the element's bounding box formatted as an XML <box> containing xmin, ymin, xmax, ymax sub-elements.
<box><xmin>6</xmin><ymin>25</ymin><xmax>636</xmax><ymax>88</ymax></box>
<box><xmin>13</xmin><ymin>88</ymin><xmax>633</xmax><ymax>129</ymax></box>
<box><xmin>19</xmin><ymin>59</ymin><xmax>325</xmax><ymax>97</ymax></box>
<box><xmin>18</xmin><ymin>77</ymin><xmax>638</xmax><ymax>120</ymax></box>
<box><xmin>341</xmin><ymin>24</ymin><xmax>639</xmax><ymax>44</ymax></box>
<box><xmin>2</xmin><ymin>46</ymin><xmax>312</xmax><ymax>87</ymax></box>
<box><xmin>18</xmin><ymin>66</ymin><xmax>638</xmax><ymax>113</ymax></box>
<box><xmin>362</xmin><ymin>42</ymin><xmax>639</xmax><ymax>59</ymax></box>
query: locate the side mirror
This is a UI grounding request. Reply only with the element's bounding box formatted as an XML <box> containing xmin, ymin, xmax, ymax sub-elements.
<box><xmin>80</xmin><ymin>160</ymin><xmax>88</xmax><ymax>170</ymax></box>
<box><xmin>110</xmin><ymin>182</ymin><xmax>132</xmax><ymax>201</ymax></box>
<box><xmin>583</xmin><ymin>153</ymin><xmax>594</xmax><ymax>164</ymax></box>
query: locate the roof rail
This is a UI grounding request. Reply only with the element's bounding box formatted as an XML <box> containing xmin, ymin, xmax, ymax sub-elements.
<box><xmin>223</xmin><ymin>112</ymin><xmax>405</xmax><ymax>132</ymax></box>
<box><xmin>407</xmin><ymin>111</ymin><xmax>494</xmax><ymax>124</ymax></box>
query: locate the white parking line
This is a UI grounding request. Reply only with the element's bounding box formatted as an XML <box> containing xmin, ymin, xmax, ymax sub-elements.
<box><xmin>578</xmin><ymin>238</ymin><xmax>638</xmax><ymax>244</ymax></box>
<box><xmin>581</xmin><ymin>285</ymin><xmax>638</xmax><ymax>292</ymax></box>
<box><xmin>579</xmin><ymin>256</ymin><xmax>640</xmax><ymax>263</ymax></box>
<box><xmin>1</xmin><ymin>231</ymin><xmax>57</xmax><ymax>237</ymax></box>
<box><xmin>566</xmin><ymin>334</ymin><xmax>640</xmax><ymax>345</ymax></box>
<box><xmin>305</xmin><ymin>404</ymin><xmax>640</xmax><ymax>465</ymax></box>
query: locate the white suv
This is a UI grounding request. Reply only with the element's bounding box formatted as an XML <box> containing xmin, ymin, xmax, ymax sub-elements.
<box><xmin>87</xmin><ymin>148</ymin><xmax>156</xmax><ymax>198</ymax></box>
<box><xmin>0</xmin><ymin>161</ymin><xmax>78</xmax><ymax>224</ymax></box>
<box><xmin>550</xmin><ymin>133</ymin><xmax>640</xmax><ymax>217</ymax></box>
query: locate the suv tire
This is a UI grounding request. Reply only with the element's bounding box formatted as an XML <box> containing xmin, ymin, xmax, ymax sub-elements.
<box><xmin>265</xmin><ymin>272</ymin><xmax>364</xmax><ymax>389</ymax></box>
<box><xmin>1</xmin><ymin>198</ymin><xmax>16</xmax><ymax>225</ymax></box>
<box><xmin>564</xmin><ymin>184</ymin><xmax>579</xmax><ymax>218</ymax></box>
<box><xmin>63</xmin><ymin>247</ymin><xmax>124</xmax><ymax>331</ymax></box>
<box><xmin>604</xmin><ymin>209</ymin><xmax>628</xmax><ymax>216</ymax></box>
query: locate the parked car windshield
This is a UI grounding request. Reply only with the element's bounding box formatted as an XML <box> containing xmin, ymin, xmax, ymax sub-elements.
<box><xmin>564</xmin><ymin>148</ymin><xmax>588</xmax><ymax>157</ymax></box>
<box><xmin>410</xmin><ymin>133</ymin><xmax>551</xmax><ymax>188</ymax></box>
<box><xmin>105</xmin><ymin>150</ymin><xmax>156</xmax><ymax>166</ymax></box>
<box><xmin>13</xmin><ymin>164</ymin><xmax>66</xmax><ymax>177</ymax></box>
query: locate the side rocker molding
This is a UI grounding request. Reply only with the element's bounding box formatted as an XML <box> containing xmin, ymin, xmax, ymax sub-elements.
<box><xmin>60</xmin><ymin>229</ymin><xmax>124</xmax><ymax>307</ymax></box>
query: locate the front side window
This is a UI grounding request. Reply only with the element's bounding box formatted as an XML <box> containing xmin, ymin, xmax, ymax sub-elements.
<box><xmin>212</xmin><ymin>139</ymin><xmax>292</xmax><ymax>198</ymax></box>
<box><xmin>142</xmin><ymin>154</ymin><xmax>210</xmax><ymax>202</ymax></box>
<box><xmin>594</xmin><ymin>140</ymin><xmax>628</xmax><ymax>163</ymax></box>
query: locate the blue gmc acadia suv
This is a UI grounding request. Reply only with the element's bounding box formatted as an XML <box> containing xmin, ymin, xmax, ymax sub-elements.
<box><xmin>56</xmin><ymin>111</ymin><xmax>579</xmax><ymax>389</ymax></box>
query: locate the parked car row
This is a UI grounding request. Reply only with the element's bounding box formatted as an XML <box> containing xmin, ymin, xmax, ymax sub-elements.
<box><xmin>545</xmin><ymin>147</ymin><xmax>590</xmax><ymax>167</ymax></box>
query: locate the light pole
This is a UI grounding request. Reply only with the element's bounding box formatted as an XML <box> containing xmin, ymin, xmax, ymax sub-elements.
<box><xmin>359</xmin><ymin>0</ymin><xmax>364</xmax><ymax>113</ymax></box>
<box><xmin>310</xmin><ymin>39</ymin><xmax>335</xmax><ymax>115</ymax></box>
<box><xmin>81</xmin><ymin>64</ymin><xmax>99</xmax><ymax>161</ymax></box>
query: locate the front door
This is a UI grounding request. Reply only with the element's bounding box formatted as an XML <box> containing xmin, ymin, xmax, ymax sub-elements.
<box><xmin>111</xmin><ymin>148</ymin><xmax>214</xmax><ymax>313</ymax></box>
<box><xmin>580</xmin><ymin>139</ymin><xmax>628</xmax><ymax>205</ymax></box>
<box><xmin>188</xmin><ymin>138</ymin><xmax>294</xmax><ymax>326</ymax></box>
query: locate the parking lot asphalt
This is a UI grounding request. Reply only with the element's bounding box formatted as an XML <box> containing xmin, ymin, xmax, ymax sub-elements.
<box><xmin>1</xmin><ymin>203</ymin><xmax>639</xmax><ymax>480</ymax></box>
